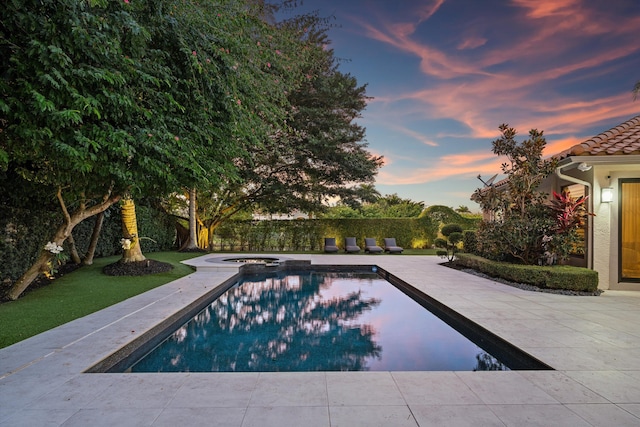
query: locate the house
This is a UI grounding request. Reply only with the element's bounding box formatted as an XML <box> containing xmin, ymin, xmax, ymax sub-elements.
<box><xmin>476</xmin><ymin>115</ymin><xmax>640</xmax><ymax>289</ymax></box>
<box><xmin>548</xmin><ymin>115</ymin><xmax>640</xmax><ymax>290</ymax></box>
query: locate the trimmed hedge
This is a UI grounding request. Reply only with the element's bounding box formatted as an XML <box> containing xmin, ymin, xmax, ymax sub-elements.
<box><xmin>455</xmin><ymin>253</ymin><xmax>598</xmax><ymax>292</ymax></box>
<box><xmin>213</xmin><ymin>216</ymin><xmax>439</xmax><ymax>252</ymax></box>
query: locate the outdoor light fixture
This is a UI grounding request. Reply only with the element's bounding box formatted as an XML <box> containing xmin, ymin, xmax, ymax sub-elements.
<box><xmin>577</xmin><ymin>162</ymin><xmax>592</xmax><ymax>172</ymax></box>
<box><xmin>601</xmin><ymin>187</ymin><xmax>614</xmax><ymax>203</ymax></box>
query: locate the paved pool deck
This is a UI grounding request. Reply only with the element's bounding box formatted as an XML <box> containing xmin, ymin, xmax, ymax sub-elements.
<box><xmin>2</xmin><ymin>254</ymin><xmax>640</xmax><ymax>426</ymax></box>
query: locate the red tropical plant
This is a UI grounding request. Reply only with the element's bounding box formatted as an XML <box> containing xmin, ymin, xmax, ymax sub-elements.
<box><xmin>548</xmin><ymin>190</ymin><xmax>592</xmax><ymax>233</ymax></box>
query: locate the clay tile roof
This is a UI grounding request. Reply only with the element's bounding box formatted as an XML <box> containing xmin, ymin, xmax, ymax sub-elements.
<box><xmin>557</xmin><ymin>115</ymin><xmax>640</xmax><ymax>159</ymax></box>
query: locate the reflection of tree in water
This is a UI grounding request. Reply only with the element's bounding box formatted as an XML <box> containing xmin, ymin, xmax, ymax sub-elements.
<box><xmin>473</xmin><ymin>352</ymin><xmax>509</xmax><ymax>371</ymax></box>
<box><xmin>133</xmin><ymin>272</ymin><xmax>382</xmax><ymax>372</ymax></box>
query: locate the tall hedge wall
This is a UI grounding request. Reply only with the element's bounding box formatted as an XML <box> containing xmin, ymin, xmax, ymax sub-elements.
<box><xmin>213</xmin><ymin>216</ymin><xmax>438</xmax><ymax>252</ymax></box>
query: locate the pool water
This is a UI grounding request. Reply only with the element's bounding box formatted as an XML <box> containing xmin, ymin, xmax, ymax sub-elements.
<box><xmin>128</xmin><ymin>271</ymin><xmax>509</xmax><ymax>372</ymax></box>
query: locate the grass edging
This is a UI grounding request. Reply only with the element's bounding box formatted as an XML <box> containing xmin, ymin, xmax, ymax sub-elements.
<box><xmin>455</xmin><ymin>253</ymin><xmax>598</xmax><ymax>292</ymax></box>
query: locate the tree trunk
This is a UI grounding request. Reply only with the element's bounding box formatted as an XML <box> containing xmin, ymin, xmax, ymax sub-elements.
<box><xmin>198</xmin><ymin>226</ymin><xmax>208</xmax><ymax>249</ymax></box>
<box><xmin>176</xmin><ymin>221</ymin><xmax>190</xmax><ymax>251</ymax></box>
<box><xmin>67</xmin><ymin>233</ymin><xmax>82</xmax><ymax>264</ymax></box>
<box><xmin>7</xmin><ymin>190</ymin><xmax>120</xmax><ymax>300</ymax></box>
<box><xmin>185</xmin><ymin>188</ymin><xmax>199</xmax><ymax>250</ymax></box>
<box><xmin>6</xmin><ymin>251</ymin><xmax>54</xmax><ymax>300</ymax></box>
<box><xmin>83</xmin><ymin>211</ymin><xmax>105</xmax><ymax>265</ymax></box>
<box><xmin>121</xmin><ymin>197</ymin><xmax>146</xmax><ymax>263</ymax></box>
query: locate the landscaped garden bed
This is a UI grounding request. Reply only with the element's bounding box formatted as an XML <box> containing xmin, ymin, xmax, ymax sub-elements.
<box><xmin>453</xmin><ymin>253</ymin><xmax>600</xmax><ymax>295</ymax></box>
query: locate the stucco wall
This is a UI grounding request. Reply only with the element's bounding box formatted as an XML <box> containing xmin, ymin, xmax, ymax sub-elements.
<box><xmin>593</xmin><ymin>165</ymin><xmax>640</xmax><ymax>290</ymax></box>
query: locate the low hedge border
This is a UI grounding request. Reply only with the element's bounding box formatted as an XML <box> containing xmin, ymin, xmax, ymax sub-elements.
<box><xmin>455</xmin><ymin>253</ymin><xmax>599</xmax><ymax>293</ymax></box>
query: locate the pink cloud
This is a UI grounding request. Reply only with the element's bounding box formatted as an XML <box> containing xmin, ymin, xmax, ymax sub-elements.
<box><xmin>343</xmin><ymin>0</ymin><xmax>639</xmax><ymax>191</ymax></box>
<box><xmin>416</xmin><ymin>0</ymin><xmax>446</xmax><ymax>22</ymax></box>
<box><xmin>457</xmin><ymin>37</ymin><xmax>487</xmax><ymax>50</ymax></box>
<box><xmin>511</xmin><ymin>0</ymin><xmax>582</xmax><ymax>19</ymax></box>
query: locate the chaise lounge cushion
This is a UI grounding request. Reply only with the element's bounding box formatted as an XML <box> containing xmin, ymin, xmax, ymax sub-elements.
<box><xmin>324</xmin><ymin>237</ymin><xmax>339</xmax><ymax>253</ymax></box>
<box><xmin>383</xmin><ymin>238</ymin><xmax>403</xmax><ymax>254</ymax></box>
<box><xmin>364</xmin><ymin>238</ymin><xmax>383</xmax><ymax>254</ymax></box>
<box><xmin>345</xmin><ymin>237</ymin><xmax>361</xmax><ymax>253</ymax></box>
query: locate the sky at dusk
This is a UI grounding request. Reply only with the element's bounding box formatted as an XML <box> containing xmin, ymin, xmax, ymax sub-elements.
<box><xmin>282</xmin><ymin>0</ymin><xmax>640</xmax><ymax>211</ymax></box>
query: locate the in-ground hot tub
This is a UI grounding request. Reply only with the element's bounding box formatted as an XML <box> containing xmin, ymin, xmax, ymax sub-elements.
<box><xmin>182</xmin><ymin>255</ymin><xmax>294</xmax><ymax>272</ymax></box>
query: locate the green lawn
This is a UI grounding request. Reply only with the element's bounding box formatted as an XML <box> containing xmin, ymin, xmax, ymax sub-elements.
<box><xmin>0</xmin><ymin>249</ymin><xmax>438</xmax><ymax>349</ymax></box>
<box><xmin>0</xmin><ymin>252</ymin><xmax>201</xmax><ymax>349</ymax></box>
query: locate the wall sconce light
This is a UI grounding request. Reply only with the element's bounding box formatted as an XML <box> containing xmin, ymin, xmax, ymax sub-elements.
<box><xmin>601</xmin><ymin>187</ymin><xmax>613</xmax><ymax>203</ymax></box>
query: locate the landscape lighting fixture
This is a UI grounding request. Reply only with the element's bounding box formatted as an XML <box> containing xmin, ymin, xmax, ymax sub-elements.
<box><xmin>577</xmin><ymin>162</ymin><xmax>592</xmax><ymax>172</ymax></box>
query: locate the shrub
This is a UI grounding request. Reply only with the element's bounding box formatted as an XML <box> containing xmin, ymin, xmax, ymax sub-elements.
<box><xmin>435</xmin><ymin>224</ymin><xmax>463</xmax><ymax>262</ymax></box>
<box><xmin>462</xmin><ymin>230</ymin><xmax>478</xmax><ymax>254</ymax></box>
<box><xmin>455</xmin><ymin>253</ymin><xmax>598</xmax><ymax>292</ymax></box>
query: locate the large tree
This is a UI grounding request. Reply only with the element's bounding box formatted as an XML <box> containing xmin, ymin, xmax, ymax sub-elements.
<box><xmin>471</xmin><ymin>125</ymin><xmax>558</xmax><ymax>264</ymax></box>
<box><xmin>187</xmin><ymin>28</ymin><xmax>383</xmax><ymax>247</ymax></box>
<box><xmin>0</xmin><ymin>0</ymin><xmax>311</xmax><ymax>299</ymax></box>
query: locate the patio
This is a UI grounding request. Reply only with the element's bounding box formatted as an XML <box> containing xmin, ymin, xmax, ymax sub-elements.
<box><xmin>2</xmin><ymin>255</ymin><xmax>640</xmax><ymax>426</ymax></box>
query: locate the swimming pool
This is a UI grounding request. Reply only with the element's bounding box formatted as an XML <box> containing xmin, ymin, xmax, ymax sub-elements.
<box><xmin>103</xmin><ymin>266</ymin><xmax>550</xmax><ymax>373</ymax></box>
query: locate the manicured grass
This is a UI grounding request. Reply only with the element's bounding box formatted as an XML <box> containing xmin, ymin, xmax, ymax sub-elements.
<box><xmin>0</xmin><ymin>252</ymin><xmax>201</xmax><ymax>349</ymax></box>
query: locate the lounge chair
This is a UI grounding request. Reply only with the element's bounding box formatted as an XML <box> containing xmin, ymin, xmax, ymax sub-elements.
<box><xmin>324</xmin><ymin>237</ymin><xmax>339</xmax><ymax>253</ymax></box>
<box><xmin>344</xmin><ymin>237</ymin><xmax>361</xmax><ymax>253</ymax></box>
<box><xmin>364</xmin><ymin>238</ymin><xmax>383</xmax><ymax>254</ymax></box>
<box><xmin>383</xmin><ymin>238</ymin><xmax>403</xmax><ymax>254</ymax></box>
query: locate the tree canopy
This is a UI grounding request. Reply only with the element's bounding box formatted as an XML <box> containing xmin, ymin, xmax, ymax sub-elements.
<box><xmin>321</xmin><ymin>192</ymin><xmax>426</xmax><ymax>219</ymax></box>
<box><xmin>0</xmin><ymin>0</ymin><xmax>320</xmax><ymax>298</ymax></box>
<box><xmin>181</xmin><ymin>26</ymin><xmax>383</xmax><ymax>244</ymax></box>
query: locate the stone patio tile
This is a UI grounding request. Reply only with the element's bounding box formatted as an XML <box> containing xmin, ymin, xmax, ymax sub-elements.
<box><xmin>249</xmin><ymin>372</ymin><xmax>327</xmax><ymax>407</ymax></box>
<box><xmin>152</xmin><ymin>407</ymin><xmax>246</xmax><ymax>427</ymax></box>
<box><xmin>617</xmin><ymin>403</ymin><xmax>640</xmax><ymax>418</ymax></box>
<box><xmin>489</xmin><ymin>404</ymin><xmax>592</xmax><ymax>426</ymax></box>
<box><xmin>392</xmin><ymin>371</ymin><xmax>483</xmax><ymax>405</ymax></box>
<box><xmin>329</xmin><ymin>405</ymin><xmax>417</xmax><ymax>427</ymax></box>
<box><xmin>60</xmin><ymin>408</ymin><xmax>162</xmax><ymax>427</ymax></box>
<box><xmin>523</xmin><ymin>347</ymin><xmax>611</xmax><ymax>371</ymax></box>
<box><xmin>326</xmin><ymin>372</ymin><xmax>405</xmax><ymax>406</ymax></box>
<box><xmin>518</xmin><ymin>371</ymin><xmax>608</xmax><ymax>403</ymax></box>
<box><xmin>566</xmin><ymin>371</ymin><xmax>640</xmax><ymax>403</ymax></box>
<box><xmin>577</xmin><ymin>345</ymin><xmax>640</xmax><ymax>370</ymax></box>
<box><xmin>566</xmin><ymin>403</ymin><xmax>640</xmax><ymax>426</ymax></box>
<box><xmin>84</xmin><ymin>374</ymin><xmax>187</xmax><ymax>409</ymax></box>
<box><xmin>0</xmin><ymin>340</ymin><xmax>56</xmax><ymax>374</ymax></box>
<box><xmin>455</xmin><ymin>371</ymin><xmax>557</xmax><ymax>405</ymax></box>
<box><xmin>242</xmin><ymin>406</ymin><xmax>329</xmax><ymax>427</ymax></box>
<box><xmin>28</xmin><ymin>374</ymin><xmax>117</xmax><ymax>410</ymax></box>
<box><xmin>0</xmin><ymin>371</ymin><xmax>74</xmax><ymax>413</ymax></box>
<box><xmin>169</xmin><ymin>373</ymin><xmax>259</xmax><ymax>408</ymax></box>
<box><xmin>409</xmin><ymin>404</ymin><xmax>504</xmax><ymax>427</ymax></box>
<box><xmin>583</xmin><ymin>328</ymin><xmax>640</xmax><ymax>349</ymax></box>
<box><xmin>536</xmin><ymin>329</ymin><xmax>607</xmax><ymax>347</ymax></box>
<box><xmin>0</xmin><ymin>409</ymin><xmax>76</xmax><ymax>427</ymax></box>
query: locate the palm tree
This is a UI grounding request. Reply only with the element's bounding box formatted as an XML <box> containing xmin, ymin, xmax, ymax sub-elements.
<box><xmin>120</xmin><ymin>197</ymin><xmax>146</xmax><ymax>263</ymax></box>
